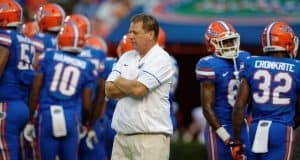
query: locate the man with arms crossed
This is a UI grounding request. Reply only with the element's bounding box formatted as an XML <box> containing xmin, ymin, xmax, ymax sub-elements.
<box><xmin>105</xmin><ymin>13</ymin><xmax>174</xmax><ymax>160</ymax></box>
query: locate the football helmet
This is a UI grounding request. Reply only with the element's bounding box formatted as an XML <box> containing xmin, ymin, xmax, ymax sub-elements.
<box><xmin>64</xmin><ymin>14</ymin><xmax>90</xmax><ymax>38</ymax></box>
<box><xmin>158</xmin><ymin>27</ymin><xmax>166</xmax><ymax>48</ymax></box>
<box><xmin>205</xmin><ymin>20</ymin><xmax>240</xmax><ymax>59</ymax></box>
<box><xmin>262</xmin><ymin>21</ymin><xmax>299</xmax><ymax>58</ymax></box>
<box><xmin>119</xmin><ymin>34</ymin><xmax>133</xmax><ymax>54</ymax></box>
<box><xmin>35</xmin><ymin>3</ymin><xmax>65</xmax><ymax>32</ymax></box>
<box><xmin>21</xmin><ymin>21</ymin><xmax>39</xmax><ymax>38</ymax></box>
<box><xmin>0</xmin><ymin>0</ymin><xmax>22</xmax><ymax>27</ymax></box>
<box><xmin>57</xmin><ymin>23</ymin><xmax>85</xmax><ymax>53</ymax></box>
<box><xmin>85</xmin><ymin>35</ymin><xmax>107</xmax><ymax>53</ymax></box>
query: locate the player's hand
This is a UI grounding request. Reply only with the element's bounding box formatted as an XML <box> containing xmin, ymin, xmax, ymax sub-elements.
<box><xmin>86</xmin><ymin>130</ymin><xmax>98</xmax><ymax>150</ymax></box>
<box><xmin>215</xmin><ymin>126</ymin><xmax>231</xmax><ymax>145</ymax></box>
<box><xmin>79</xmin><ymin>125</ymin><xmax>87</xmax><ymax>139</ymax></box>
<box><xmin>24</xmin><ymin>123</ymin><xmax>36</xmax><ymax>142</ymax></box>
<box><xmin>229</xmin><ymin>142</ymin><xmax>246</xmax><ymax>160</ymax></box>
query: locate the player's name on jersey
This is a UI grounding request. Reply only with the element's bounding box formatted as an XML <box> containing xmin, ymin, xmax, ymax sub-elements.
<box><xmin>254</xmin><ymin>60</ymin><xmax>295</xmax><ymax>72</ymax></box>
<box><xmin>54</xmin><ymin>53</ymin><xmax>87</xmax><ymax>69</ymax></box>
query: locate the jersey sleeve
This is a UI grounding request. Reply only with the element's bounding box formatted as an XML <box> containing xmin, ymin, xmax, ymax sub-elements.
<box><xmin>137</xmin><ymin>57</ymin><xmax>174</xmax><ymax>90</ymax></box>
<box><xmin>31</xmin><ymin>37</ymin><xmax>45</xmax><ymax>53</ymax></box>
<box><xmin>36</xmin><ymin>51</ymin><xmax>49</xmax><ymax>74</ymax></box>
<box><xmin>240</xmin><ymin>56</ymin><xmax>251</xmax><ymax>79</ymax></box>
<box><xmin>83</xmin><ymin>62</ymin><xmax>97</xmax><ymax>90</ymax></box>
<box><xmin>195</xmin><ymin>57</ymin><xmax>216</xmax><ymax>83</ymax></box>
<box><xmin>0</xmin><ymin>32</ymin><xmax>12</xmax><ymax>48</ymax></box>
<box><xmin>100</xmin><ymin>58</ymin><xmax>115</xmax><ymax>80</ymax></box>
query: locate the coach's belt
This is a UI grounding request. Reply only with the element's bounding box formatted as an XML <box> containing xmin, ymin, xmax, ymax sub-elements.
<box><xmin>122</xmin><ymin>132</ymin><xmax>170</xmax><ymax>137</ymax></box>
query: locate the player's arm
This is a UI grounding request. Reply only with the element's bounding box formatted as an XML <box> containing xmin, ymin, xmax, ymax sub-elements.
<box><xmin>33</xmin><ymin>52</ymin><xmax>43</xmax><ymax>70</ymax></box>
<box><xmin>88</xmin><ymin>78</ymin><xmax>106</xmax><ymax>129</ymax></box>
<box><xmin>113</xmin><ymin>76</ymin><xmax>148</xmax><ymax>97</ymax></box>
<box><xmin>232</xmin><ymin>78</ymin><xmax>250</xmax><ymax>144</ymax></box>
<box><xmin>0</xmin><ymin>46</ymin><xmax>9</xmax><ymax>77</ymax></box>
<box><xmin>201</xmin><ymin>80</ymin><xmax>231</xmax><ymax>145</ymax></box>
<box><xmin>28</xmin><ymin>72</ymin><xmax>44</xmax><ymax>120</ymax></box>
<box><xmin>82</xmin><ymin>87</ymin><xmax>93</xmax><ymax>125</ymax></box>
<box><xmin>200</xmin><ymin>81</ymin><xmax>222</xmax><ymax>127</ymax></box>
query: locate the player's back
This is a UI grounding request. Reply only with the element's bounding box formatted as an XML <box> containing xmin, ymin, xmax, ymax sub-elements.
<box><xmin>38</xmin><ymin>49</ymin><xmax>95</xmax><ymax>110</ymax></box>
<box><xmin>80</xmin><ymin>46</ymin><xmax>106</xmax><ymax>78</ymax></box>
<box><xmin>32</xmin><ymin>32</ymin><xmax>57</xmax><ymax>53</ymax></box>
<box><xmin>196</xmin><ymin>51</ymin><xmax>250</xmax><ymax>124</ymax></box>
<box><xmin>242</xmin><ymin>56</ymin><xmax>300</xmax><ymax>125</ymax></box>
<box><xmin>0</xmin><ymin>29</ymin><xmax>35</xmax><ymax>101</ymax></box>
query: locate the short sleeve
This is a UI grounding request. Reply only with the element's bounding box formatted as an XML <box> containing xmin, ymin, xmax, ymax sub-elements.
<box><xmin>0</xmin><ymin>33</ymin><xmax>12</xmax><ymax>48</ymax></box>
<box><xmin>83</xmin><ymin>63</ymin><xmax>97</xmax><ymax>90</ymax></box>
<box><xmin>106</xmin><ymin>58</ymin><xmax>122</xmax><ymax>82</ymax></box>
<box><xmin>31</xmin><ymin>38</ymin><xmax>44</xmax><ymax>53</ymax></box>
<box><xmin>195</xmin><ymin>57</ymin><xmax>216</xmax><ymax>82</ymax></box>
<box><xmin>240</xmin><ymin>57</ymin><xmax>251</xmax><ymax>79</ymax></box>
<box><xmin>137</xmin><ymin>58</ymin><xmax>173</xmax><ymax>90</ymax></box>
<box><xmin>36</xmin><ymin>52</ymin><xmax>48</xmax><ymax>74</ymax></box>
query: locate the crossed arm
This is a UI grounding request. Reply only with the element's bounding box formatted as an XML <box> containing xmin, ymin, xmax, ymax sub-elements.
<box><xmin>105</xmin><ymin>76</ymin><xmax>149</xmax><ymax>99</ymax></box>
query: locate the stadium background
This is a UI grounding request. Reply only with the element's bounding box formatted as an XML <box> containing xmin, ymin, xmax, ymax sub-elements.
<box><xmin>21</xmin><ymin>0</ymin><xmax>300</xmax><ymax>159</ymax></box>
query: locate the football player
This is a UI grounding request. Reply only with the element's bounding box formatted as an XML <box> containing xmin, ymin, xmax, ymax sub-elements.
<box><xmin>27</xmin><ymin>22</ymin><xmax>96</xmax><ymax>160</ymax></box>
<box><xmin>79</xmin><ymin>35</ymin><xmax>108</xmax><ymax>160</ymax></box>
<box><xmin>31</xmin><ymin>3</ymin><xmax>65</xmax><ymax>69</ymax></box>
<box><xmin>0</xmin><ymin>1</ymin><xmax>35</xmax><ymax>159</ymax></box>
<box><xmin>232</xmin><ymin>21</ymin><xmax>300</xmax><ymax>160</ymax></box>
<box><xmin>19</xmin><ymin>20</ymin><xmax>41</xmax><ymax>160</ymax></box>
<box><xmin>195</xmin><ymin>20</ymin><xmax>251</xmax><ymax>160</ymax></box>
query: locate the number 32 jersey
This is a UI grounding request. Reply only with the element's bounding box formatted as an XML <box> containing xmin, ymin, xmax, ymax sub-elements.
<box><xmin>37</xmin><ymin>50</ymin><xmax>96</xmax><ymax>109</ymax></box>
<box><xmin>195</xmin><ymin>51</ymin><xmax>250</xmax><ymax>125</ymax></box>
<box><xmin>241</xmin><ymin>56</ymin><xmax>300</xmax><ymax>126</ymax></box>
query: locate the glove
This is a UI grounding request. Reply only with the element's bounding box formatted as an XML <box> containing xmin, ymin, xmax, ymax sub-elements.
<box><xmin>229</xmin><ymin>142</ymin><xmax>246</xmax><ymax>160</ymax></box>
<box><xmin>23</xmin><ymin>123</ymin><xmax>36</xmax><ymax>142</ymax></box>
<box><xmin>79</xmin><ymin>125</ymin><xmax>87</xmax><ymax>139</ymax></box>
<box><xmin>86</xmin><ymin>130</ymin><xmax>99</xmax><ymax>150</ymax></box>
<box><xmin>215</xmin><ymin>126</ymin><xmax>231</xmax><ymax>145</ymax></box>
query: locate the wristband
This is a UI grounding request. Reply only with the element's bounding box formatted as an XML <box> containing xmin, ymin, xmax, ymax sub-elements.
<box><xmin>216</xmin><ymin>126</ymin><xmax>230</xmax><ymax>142</ymax></box>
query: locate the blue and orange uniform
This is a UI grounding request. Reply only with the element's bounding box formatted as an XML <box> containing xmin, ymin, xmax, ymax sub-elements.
<box><xmin>0</xmin><ymin>29</ymin><xmax>35</xmax><ymax>160</ymax></box>
<box><xmin>37</xmin><ymin>49</ymin><xmax>95</xmax><ymax>160</ymax></box>
<box><xmin>195</xmin><ymin>51</ymin><xmax>251</xmax><ymax>160</ymax></box>
<box><xmin>241</xmin><ymin>56</ymin><xmax>300</xmax><ymax>160</ymax></box>
<box><xmin>78</xmin><ymin>45</ymin><xmax>107</xmax><ymax>160</ymax></box>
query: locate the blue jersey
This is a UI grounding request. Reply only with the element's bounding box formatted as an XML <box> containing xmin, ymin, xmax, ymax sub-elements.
<box><xmin>32</xmin><ymin>32</ymin><xmax>56</xmax><ymax>53</ymax></box>
<box><xmin>103</xmin><ymin>57</ymin><xmax>117</xmax><ymax>118</ymax></box>
<box><xmin>37</xmin><ymin>50</ymin><xmax>95</xmax><ymax>110</ymax></box>
<box><xmin>241</xmin><ymin>56</ymin><xmax>300</xmax><ymax>126</ymax></box>
<box><xmin>80</xmin><ymin>46</ymin><xmax>106</xmax><ymax>78</ymax></box>
<box><xmin>0</xmin><ymin>29</ymin><xmax>35</xmax><ymax>101</ymax></box>
<box><xmin>195</xmin><ymin>51</ymin><xmax>250</xmax><ymax>124</ymax></box>
<box><xmin>77</xmin><ymin>46</ymin><xmax>106</xmax><ymax>120</ymax></box>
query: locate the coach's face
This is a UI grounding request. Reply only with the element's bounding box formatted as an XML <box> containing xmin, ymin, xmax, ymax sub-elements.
<box><xmin>128</xmin><ymin>21</ymin><xmax>152</xmax><ymax>56</ymax></box>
